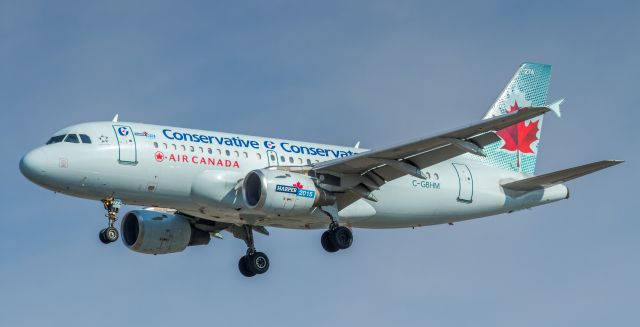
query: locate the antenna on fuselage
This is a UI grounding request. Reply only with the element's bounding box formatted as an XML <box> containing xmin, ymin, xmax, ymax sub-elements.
<box><xmin>112</xmin><ymin>114</ymin><xmax>119</xmax><ymax>122</ymax></box>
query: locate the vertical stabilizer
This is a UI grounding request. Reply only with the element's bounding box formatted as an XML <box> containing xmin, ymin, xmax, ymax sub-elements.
<box><xmin>479</xmin><ymin>63</ymin><xmax>552</xmax><ymax>175</ymax></box>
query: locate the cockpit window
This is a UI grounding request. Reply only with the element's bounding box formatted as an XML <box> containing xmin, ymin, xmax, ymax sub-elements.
<box><xmin>79</xmin><ymin>134</ymin><xmax>92</xmax><ymax>144</ymax></box>
<box><xmin>64</xmin><ymin>134</ymin><xmax>80</xmax><ymax>143</ymax></box>
<box><xmin>46</xmin><ymin>135</ymin><xmax>66</xmax><ymax>144</ymax></box>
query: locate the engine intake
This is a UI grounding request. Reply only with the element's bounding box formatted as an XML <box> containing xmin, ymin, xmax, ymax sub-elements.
<box><xmin>121</xmin><ymin>210</ymin><xmax>210</xmax><ymax>255</ymax></box>
<box><xmin>242</xmin><ymin>169</ymin><xmax>334</xmax><ymax>214</ymax></box>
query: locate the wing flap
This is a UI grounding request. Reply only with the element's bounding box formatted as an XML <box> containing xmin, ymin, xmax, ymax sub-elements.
<box><xmin>501</xmin><ymin>160</ymin><xmax>623</xmax><ymax>191</ymax></box>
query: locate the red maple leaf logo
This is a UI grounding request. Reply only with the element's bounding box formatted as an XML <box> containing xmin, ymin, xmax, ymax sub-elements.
<box><xmin>154</xmin><ymin>151</ymin><xmax>164</xmax><ymax>162</ymax></box>
<box><xmin>293</xmin><ymin>182</ymin><xmax>304</xmax><ymax>189</ymax></box>
<box><xmin>496</xmin><ymin>101</ymin><xmax>540</xmax><ymax>154</ymax></box>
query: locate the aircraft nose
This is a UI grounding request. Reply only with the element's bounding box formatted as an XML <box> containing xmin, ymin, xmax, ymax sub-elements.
<box><xmin>20</xmin><ymin>148</ymin><xmax>48</xmax><ymax>181</ymax></box>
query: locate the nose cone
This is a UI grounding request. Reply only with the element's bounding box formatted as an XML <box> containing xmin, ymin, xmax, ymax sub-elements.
<box><xmin>20</xmin><ymin>148</ymin><xmax>48</xmax><ymax>182</ymax></box>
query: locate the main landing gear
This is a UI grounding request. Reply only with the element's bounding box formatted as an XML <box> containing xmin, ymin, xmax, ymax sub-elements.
<box><xmin>237</xmin><ymin>225</ymin><xmax>270</xmax><ymax>277</ymax></box>
<box><xmin>320</xmin><ymin>205</ymin><xmax>353</xmax><ymax>253</ymax></box>
<box><xmin>99</xmin><ymin>198</ymin><xmax>122</xmax><ymax>244</ymax></box>
<box><xmin>321</xmin><ymin>225</ymin><xmax>353</xmax><ymax>253</ymax></box>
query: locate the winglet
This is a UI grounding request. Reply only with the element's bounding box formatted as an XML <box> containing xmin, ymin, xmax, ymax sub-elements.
<box><xmin>354</xmin><ymin>141</ymin><xmax>360</xmax><ymax>149</ymax></box>
<box><xmin>112</xmin><ymin>114</ymin><xmax>119</xmax><ymax>122</ymax></box>
<box><xmin>547</xmin><ymin>99</ymin><xmax>564</xmax><ymax>118</ymax></box>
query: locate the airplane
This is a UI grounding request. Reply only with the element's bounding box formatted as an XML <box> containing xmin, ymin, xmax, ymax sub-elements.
<box><xmin>19</xmin><ymin>62</ymin><xmax>622</xmax><ymax>277</ymax></box>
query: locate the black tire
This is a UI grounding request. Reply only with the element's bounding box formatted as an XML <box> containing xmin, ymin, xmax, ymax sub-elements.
<box><xmin>104</xmin><ymin>227</ymin><xmax>119</xmax><ymax>243</ymax></box>
<box><xmin>331</xmin><ymin>226</ymin><xmax>353</xmax><ymax>250</ymax></box>
<box><xmin>98</xmin><ymin>229</ymin><xmax>110</xmax><ymax>244</ymax></box>
<box><xmin>238</xmin><ymin>256</ymin><xmax>256</xmax><ymax>277</ymax></box>
<box><xmin>321</xmin><ymin>230</ymin><xmax>339</xmax><ymax>253</ymax></box>
<box><xmin>247</xmin><ymin>252</ymin><xmax>270</xmax><ymax>275</ymax></box>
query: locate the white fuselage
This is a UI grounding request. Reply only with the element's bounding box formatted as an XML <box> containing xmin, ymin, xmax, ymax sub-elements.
<box><xmin>20</xmin><ymin>121</ymin><xmax>569</xmax><ymax>230</ymax></box>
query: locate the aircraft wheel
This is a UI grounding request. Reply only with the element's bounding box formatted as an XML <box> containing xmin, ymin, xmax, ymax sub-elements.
<box><xmin>103</xmin><ymin>226</ymin><xmax>119</xmax><ymax>243</ymax></box>
<box><xmin>99</xmin><ymin>229</ymin><xmax>110</xmax><ymax>244</ymax></box>
<box><xmin>330</xmin><ymin>226</ymin><xmax>353</xmax><ymax>250</ymax></box>
<box><xmin>321</xmin><ymin>230</ymin><xmax>339</xmax><ymax>253</ymax></box>
<box><xmin>239</xmin><ymin>256</ymin><xmax>256</xmax><ymax>277</ymax></box>
<box><xmin>247</xmin><ymin>252</ymin><xmax>270</xmax><ymax>275</ymax></box>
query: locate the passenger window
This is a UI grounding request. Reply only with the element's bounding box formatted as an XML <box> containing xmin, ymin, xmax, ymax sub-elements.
<box><xmin>424</xmin><ymin>172</ymin><xmax>431</xmax><ymax>179</ymax></box>
<box><xmin>153</xmin><ymin>142</ymin><xmax>158</xmax><ymax>148</ymax></box>
<box><xmin>434</xmin><ymin>173</ymin><xmax>439</xmax><ymax>180</ymax></box>
<box><xmin>199</xmin><ymin>147</ymin><xmax>203</xmax><ymax>153</ymax></box>
<box><xmin>208</xmin><ymin>148</ymin><xmax>212</xmax><ymax>154</ymax></box>
<box><xmin>289</xmin><ymin>157</ymin><xmax>294</xmax><ymax>163</ymax></box>
<box><xmin>190</xmin><ymin>146</ymin><xmax>195</xmax><ymax>152</ymax></box>
<box><xmin>64</xmin><ymin>134</ymin><xmax>80</xmax><ymax>143</ymax></box>
<box><xmin>46</xmin><ymin>135</ymin><xmax>66</xmax><ymax>144</ymax></box>
<box><xmin>270</xmin><ymin>154</ymin><xmax>276</xmax><ymax>161</ymax></box>
<box><xmin>163</xmin><ymin>143</ymin><xmax>168</xmax><ymax>149</ymax></box>
<box><xmin>234</xmin><ymin>151</ymin><xmax>239</xmax><ymax>157</ymax></box>
<box><xmin>172</xmin><ymin>144</ymin><xmax>177</xmax><ymax>150</ymax></box>
<box><xmin>306</xmin><ymin>159</ymin><xmax>312</xmax><ymax>165</ymax></box>
<box><xmin>79</xmin><ymin>134</ymin><xmax>92</xmax><ymax>144</ymax></box>
<box><xmin>217</xmin><ymin>149</ymin><xmax>222</xmax><ymax>155</ymax></box>
<box><xmin>280</xmin><ymin>156</ymin><xmax>286</xmax><ymax>163</ymax></box>
<box><xmin>257</xmin><ymin>153</ymin><xmax>262</xmax><ymax>159</ymax></box>
<box><xmin>225</xmin><ymin>150</ymin><xmax>231</xmax><ymax>156</ymax></box>
<box><xmin>243</xmin><ymin>152</ymin><xmax>248</xmax><ymax>158</ymax></box>
<box><xmin>298</xmin><ymin>158</ymin><xmax>303</xmax><ymax>164</ymax></box>
<box><xmin>181</xmin><ymin>145</ymin><xmax>186</xmax><ymax>151</ymax></box>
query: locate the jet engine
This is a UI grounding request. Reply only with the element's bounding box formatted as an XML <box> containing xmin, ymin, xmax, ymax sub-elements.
<box><xmin>242</xmin><ymin>169</ymin><xmax>335</xmax><ymax>214</ymax></box>
<box><xmin>120</xmin><ymin>210</ymin><xmax>210</xmax><ymax>255</ymax></box>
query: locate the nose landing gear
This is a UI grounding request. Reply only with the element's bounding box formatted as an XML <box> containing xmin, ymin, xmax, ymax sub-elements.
<box><xmin>99</xmin><ymin>198</ymin><xmax>122</xmax><ymax>244</ymax></box>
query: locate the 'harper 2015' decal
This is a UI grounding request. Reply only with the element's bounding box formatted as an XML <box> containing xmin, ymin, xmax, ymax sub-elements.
<box><xmin>275</xmin><ymin>183</ymin><xmax>315</xmax><ymax>198</ymax></box>
<box><xmin>275</xmin><ymin>185</ymin><xmax>298</xmax><ymax>194</ymax></box>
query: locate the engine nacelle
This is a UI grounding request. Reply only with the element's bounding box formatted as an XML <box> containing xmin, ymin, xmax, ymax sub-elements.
<box><xmin>121</xmin><ymin>210</ymin><xmax>210</xmax><ymax>255</ymax></box>
<box><xmin>242</xmin><ymin>169</ymin><xmax>335</xmax><ymax>214</ymax></box>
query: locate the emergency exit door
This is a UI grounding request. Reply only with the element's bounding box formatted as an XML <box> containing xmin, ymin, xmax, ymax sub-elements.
<box><xmin>452</xmin><ymin>163</ymin><xmax>473</xmax><ymax>203</ymax></box>
<box><xmin>112</xmin><ymin>125</ymin><xmax>137</xmax><ymax>164</ymax></box>
<box><xmin>266</xmin><ymin>150</ymin><xmax>279</xmax><ymax>167</ymax></box>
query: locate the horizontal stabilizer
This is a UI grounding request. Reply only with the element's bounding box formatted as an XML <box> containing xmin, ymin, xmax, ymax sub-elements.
<box><xmin>501</xmin><ymin>160</ymin><xmax>623</xmax><ymax>191</ymax></box>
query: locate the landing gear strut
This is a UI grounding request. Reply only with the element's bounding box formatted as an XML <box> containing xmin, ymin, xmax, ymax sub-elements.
<box><xmin>99</xmin><ymin>198</ymin><xmax>122</xmax><ymax>244</ymax></box>
<box><xmin>237</xmin><ymin>225</ymin><xmax>270</xmax><ymax>277</ymax></box>
<box><xmin>320</xmin><ymin>206</ymin><xmax>353</xmax><ymax>253</ymax></box>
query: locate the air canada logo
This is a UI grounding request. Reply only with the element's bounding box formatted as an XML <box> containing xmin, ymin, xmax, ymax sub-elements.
<box><xmin>118</xmin><ymin>127</ymin><xmax>129</xmax><ymax>136</ymax></box>
<box><xmin>154</xmin><ymin>151</ymin><xmax>164</xmax><ymax>162</ymax></box>
<box><xmin>154</xmin><ymin>152</ymin><xmax>241</xmax><ymax>168</ymax></box>
<box><xmin>264</xmin><ymin>140</ymin><xmax>276</xmax><ymax>149</ymax></box>
<box><xmin>496</xmin><ymin>101</ymin><xmax>539</xmax><ymax>155</ymax></box>
<box><xmin>495</xmin><ymin>96</ymin><xmax>540</xmax><ymax>169</ymax></box>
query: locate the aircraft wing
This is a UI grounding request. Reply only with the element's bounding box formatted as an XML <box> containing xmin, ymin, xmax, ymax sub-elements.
<box><xmin>501</xmin><ymin>160</ymin><xmax>623</xmax><ymax>191</ymax></box>
<box><xmin>313</xmin><ymin>107</ymin><xmax>550</xmax><ymax>185</ymax></box>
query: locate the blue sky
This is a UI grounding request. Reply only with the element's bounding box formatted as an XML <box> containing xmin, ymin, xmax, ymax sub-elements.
<box><xmin>1</xmin><ymin>1</ymin><xmax>638</xmax><ymax>326</ymax></box>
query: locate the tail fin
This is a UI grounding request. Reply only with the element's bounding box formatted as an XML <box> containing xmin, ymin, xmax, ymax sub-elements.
<box><xmin>480</xmin><ymin>62</ymin><xmax>552</xmax><ymax>175</ymax></box>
